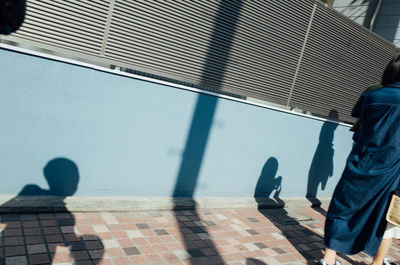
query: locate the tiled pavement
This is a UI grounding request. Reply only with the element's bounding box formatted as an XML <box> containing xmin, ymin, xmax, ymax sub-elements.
<box><xmin>0</xmin><ymin>206</ymin><xmax>399</xmax><ymax>265</ymax></box>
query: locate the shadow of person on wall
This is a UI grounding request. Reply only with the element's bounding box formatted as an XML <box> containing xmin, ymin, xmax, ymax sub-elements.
<box><xmin>306</xmin><ymin>110</ymin><xmax>339</xmax><ymax>215</ymax></box>
<box><xmin>0</xmin><ymin>158</ymin><xmax>104</xmax><ymax>264</ymax></box>
<box><xmin>254</xmin><ymin>156</ymin><xmax>357</xmax><ymax>265</ymax></box>
<box><xmin>254</xmin><ymin>157</ymin><xmax>283</xmax><ymax>208</ymax></box>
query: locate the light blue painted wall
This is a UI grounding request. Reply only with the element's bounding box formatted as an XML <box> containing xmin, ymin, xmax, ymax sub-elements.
<box><xmin>0</xmin><ymin>48</ymin><xmax>353</xmax><ymax>198</ymax></box>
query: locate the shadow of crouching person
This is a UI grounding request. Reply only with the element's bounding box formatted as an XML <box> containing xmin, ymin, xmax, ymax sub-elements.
<box><xmin>254</xmin><ymin>157</ymin><xmax>357</xmax><ymax>264</ymax></box>
<box><xmin>254</xmin><ymin>157</ymin><xmax>324</xmax><ymax>264</ymax></box>
<box><xmin>0</xmin><ymin>158</ymin><xmax>104</xmax><ymax>264</ymax></box>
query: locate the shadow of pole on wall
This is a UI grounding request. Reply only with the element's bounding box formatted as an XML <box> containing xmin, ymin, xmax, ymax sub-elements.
<box><xmin>171</xmin><ymin>0</ymin><xmax>244</xmax><ymax>264</ymax></box>
<box><xmin>0</xmin><ymin>158</ymin><xmax>104</xmax><ymax>264</ymax></box>
<box><xmin>306</xmin><ymin>109</ymin><xmax>339</xmax><ymax>215</ymax></box>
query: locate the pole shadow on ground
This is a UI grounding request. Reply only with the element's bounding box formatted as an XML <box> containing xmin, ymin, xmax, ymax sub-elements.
<box><xmin>0</xmin><ymin>158</ymin><xmax>104</xmax><ymax>264</ymax></box>
<box><xmin>171</xmin><ymin>0</ymin><xmax>243</xmax><ymax>264</ymax></box>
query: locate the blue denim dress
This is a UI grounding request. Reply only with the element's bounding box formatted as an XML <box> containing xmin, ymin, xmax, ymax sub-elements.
<box><xmin>324</xmin><ymin>83</ymin><xmax>400</xmax><ymax>256</ymax></box>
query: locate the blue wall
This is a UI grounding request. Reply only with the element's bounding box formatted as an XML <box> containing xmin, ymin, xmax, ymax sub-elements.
<box><xmin>0</xmin><ymin>48</ymin><xmax>353</xmax><ymax>198</ymax></box>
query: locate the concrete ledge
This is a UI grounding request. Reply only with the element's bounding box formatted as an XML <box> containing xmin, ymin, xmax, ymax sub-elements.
<box><xmin>0</xmin><ymin>196</ymin><xmax>331</xmax><ymax>213</ymax></box>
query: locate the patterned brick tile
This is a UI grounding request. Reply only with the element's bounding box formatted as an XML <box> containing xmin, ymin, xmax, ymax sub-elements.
<box><xmin>126</xmin><ymin>230</ymin><xmax>144</xmax><ymax>238</ymax></box>
<box><xmin>5</xmin><ymin>256</ymin><xmax>28</xmax><ymax>265</ymax></box>
<box><xmin>71</xmin><ymin>250</ymin><xmax>90</xmax><ymax>260</ymax></box>
<box><xmin>145</xmin><ymin>253</ymin><xmax>164</xmax><ymax>263</ymax></box>
<box><xmin>135</xmin><ymin>224</ymin><xmax>149</xmax><ymax>230</ymax></box>
<box><xmin>107</xmin><ymin>224</ymin><xmax>123</xmax><ymax>231</ymax></box>
<box><xmin>132</xmin><ymin>237</ymin><xmax>148</xmax><ymax>246</ymax></box>
<box><xmin>60</xmin><ymin>226</ymin><xmax>75</xmax><ymax>234</ymax></box>
<box><xmin>129</xmin><ymin>255</ymin><xmax>147</xmax><ymax>264</ymax></box>
<box><xmin>89</xmin><ymin>249</ymin><xmax>104</xmax><ymax>259</ymax></box>
<box><xmin>5</xmin><ymin>246</ymin><xmax>26</xmax><ymax>257</ymax></box>
<box><xmin>153</xmin><ymin>243</ymin><xmax>169</xmax><ymax>252</ymax></box>
<box><xmin>45</xmin><ymin>234</ymin><xmax>63</xmax><ymax>243</ymax></box>
<box><xmin>23</xmin><ymin>228</ymin><xmax>42</xmax><ymax>236</ymax></box>
<box><xmin>27</xmin><ymin>244</ymin><xmax>47</xmax><ymax>254</ymax></box>
<box><xmin>22</xmin><ymin>221</ymin><xmax>39</xmax><ymax>228</ymax></box>
<box><xmin>160</xmin><ymin>235</ymin><xmax>176</xmax><ymax>243</ymax></box>
<box><xmin>76</xmin><ymin>226</ymin><xmax>94</xmax><ymax>234</ymax></box>
<box><xmin>96</xmin><ymin>232</ymin><xmax>113</xmax><ymax>241</ymax></box>
<box><xmin>75</xmin><ymin>260</ymin><xmax>94</xmax><ymax>265</ymax></box>
<box><xmin>111</xmin><ymin>256</ymin><xmax>130</xmax><ymax>265</ymax></box>
<box><xmin>4</xmin><ymin>228</ymin><xmax>23</xmax><ymax>237</ymax></box>
<box><xmin>84</xmin><ymin>240</ymin><xmax>103</xmax><ymax>250</ymax></box>
<box><xmin>134</xmin><ymin>245</ymin><xmax>154</xmax><ymax>255</ymax></box>
<box><xmin>111</xmin><ymin>231</ymin><xmax>128</xmax><ymax>239</ymax></box>
<box><xmin>29</xmin><ymin>253</ymin><xmax>51</xmax><ymax>265</ymax></box>
<box><xmin>4</xmin><ymin>237</ymin><xmax>24</xmax><ymax>246</ymax></box>
<box><xmin>43</xmin><ymin>226</ymin><xmax>60</xmax><ymax>235</ymax></box>
<box><xmin>141</xmin><ymin>229</ymin><xmax>156</xmax><ymax>237</ymax></box>
<box><xmin>63</xmin><ymin>233</ymin><xmax>81</xmax><ymax>242</ymax></box>
<box><xmin>83</xmin><ymin>234</ymin><xmax>99</xmax><ymax>241</ymax></box>
<box><xmin>123</xmin><ymin>246</ymin><xmax>140</xmax><ymax>256</ymax></box>
<box><xmin>47</xmin><ymin>243</ymin><xmax>60</xmax><ymax>253</ymax></box>
<box><xmin>120</xmin><ymin>223</ymin><xmax>136</xmax><ymax>230</ymax></box>
<box><xmin>117</xmin><ymin>239</ymin><xmax>134</xmax><ymax>248</ymax></box>
<box><xmin>92</xmin><ymin>225</ymin><xmax>109</xmax><ymax>233</ymax></box>
<box><xmin>160</xmin><ymin>251</ymin><xmax>179</xmax><ymax>262</ymax></box>
<box><xmin>155</xmin><ymin>229</ymin><xmax>169</xmax><ymax>236</ymax></box>
<box><xmin>57</xmin><ymin>218</ymin><xmax>75</xmax><ymax>226</ymax></box>
<box><xmin>1</xmin><ymin>207</ymin><xmax>400</xmax><ymax>264</ymax></box>
<box><xmin>51</xmin><ymin>251</ymin><xmax>71</xmax><ymax>263</ymax></box>
<box><xmin>105</xmin><ymin>247</ymin><xmax>125</xmax><ymax>257</ymax></box>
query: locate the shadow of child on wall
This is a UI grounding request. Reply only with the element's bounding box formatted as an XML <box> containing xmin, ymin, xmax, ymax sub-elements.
<box><xmin>254</xmin><ymin>157</ymin><xmax>326</xmax><ymax>264</ymax></box>
<box><xmin>0</xmin><ymin>158</ymin><xmax>104</xmax><ymax>264</ymax></box>
<box><xmin>254</xmin><ymin>157</ymin><xmax>358</xmax><ymax>265</ymax></box>
<box><xmin>306</xmin><ymin>110</ymin><xmax>339</xmax><ymax>216</ymax></box>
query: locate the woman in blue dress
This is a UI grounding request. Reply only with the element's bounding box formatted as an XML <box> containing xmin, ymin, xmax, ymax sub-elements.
<box><xmin>318</xmin><ymin>54</ymin><xmax>400</xmax><ymax>265</ymax></box>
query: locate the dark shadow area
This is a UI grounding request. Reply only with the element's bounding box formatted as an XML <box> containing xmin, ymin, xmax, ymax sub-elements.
<box><xmin>19</xmin><ymin>158</ymin><xmax>80</xmax><ymax>197</ymax></box>
<box><xmin>254</xmin><ymin>158</ymin><xmax>282</xmax><ymax>206</ymax></box>
<box><xmin>254</xmin><ymin>157</ymin><xmax>357</xmax><ymax>265</ymax></box>
<box><xmin>0</xmin><ymin>158</ymin><xmax>104</xmax><ymax>264</ymax></box>
<box><xmin>246</xmin><ymin>257</ymin><xmax>267</xmax><ymax>265</ymax></box>
<box><xmin>0</xmin><ymin>0</ymin><xmax>26</xmax><ymax>35</ymax></box>
<box><xmin>171</xmin><ymin>0</ymin><xmax>243</xmax><ymax>264</ymax></box>
<box><xmin>306</xmin><ymin>110</ymin><xmax>339</xmax><ymax>216</ymax></box>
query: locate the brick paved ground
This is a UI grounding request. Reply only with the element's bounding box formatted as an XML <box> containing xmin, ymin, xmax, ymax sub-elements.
<box><xmin>0</xmin><ymin>205</ymin><xmax>399</xmax><ymax>265</ymax></box>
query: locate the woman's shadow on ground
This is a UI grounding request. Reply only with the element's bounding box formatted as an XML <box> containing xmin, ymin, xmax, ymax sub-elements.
<box><xmin>0</xmin><ymin>158</ymin><xmax>104</xmax><ymax>264</ymax></box>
